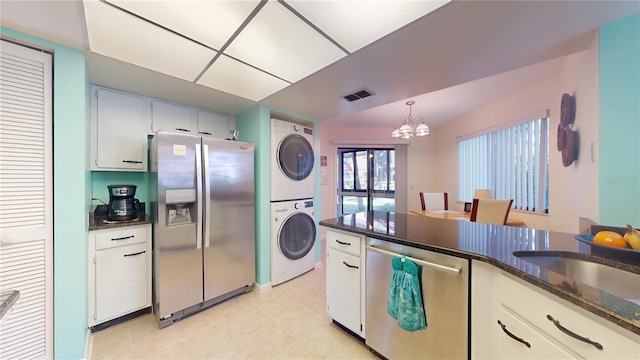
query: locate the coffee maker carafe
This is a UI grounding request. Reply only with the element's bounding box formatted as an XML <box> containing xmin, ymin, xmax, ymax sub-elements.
<box><xmin>107</xmin><ymin>185</ymin><xmax>140</xmax><ymax>221</ymax></box>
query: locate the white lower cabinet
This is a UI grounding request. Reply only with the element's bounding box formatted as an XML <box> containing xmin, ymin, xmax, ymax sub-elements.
<box><xmin>472</xmin><ymin>260</ymin><xmax>640</xmax><ymax>360</ymax></box>
<box><xmin>497</xmin><ymin>271</ymin><xmax>640</xmax><ymax>360</ymax></box>
<box><xmin>491</xmin><ymin>305</ymin><xmax>574</xmax><ymax>359</ymax></box>
<box><xmin>327</xmin><ymin>249</ymin><xmax>361</xmax><ymax>333</ymax></box>
<box><xmin>88</xmin><ymin>224</ymin><xmax>152</xmax><ymax>327</ymax></box>
<box><xmin>325</xmin><ymin>229</ymin><xmax>365</xmax><ymax>337</ymax></box>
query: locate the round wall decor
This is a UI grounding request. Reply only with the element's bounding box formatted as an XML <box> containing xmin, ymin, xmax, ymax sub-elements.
<box><xmin>558</xmin><ymin>93</ymin><xmax>578</xmax><ymax>167</ymax></box>
<box><xmin>560</xmin><ymin>93</ymin><xmax>575</xmax><ymax>127</ymax></box>
<box><xmin>561</xmin><ymin>127</ymin><xmax>577</xmax><ymax>167</ymax></box>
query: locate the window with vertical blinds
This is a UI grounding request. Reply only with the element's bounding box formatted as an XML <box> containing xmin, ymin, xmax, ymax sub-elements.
<box><xmin>458</xmin><ymin>113</ymin><xmax>549</xmax><ymax>213</ymax></box>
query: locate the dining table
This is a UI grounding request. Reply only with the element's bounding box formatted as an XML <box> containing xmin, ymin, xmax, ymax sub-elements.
<box><xmin>409</xmin><ymin>209</ymin><xmax>525</xmax><ymax>227</ymax></box>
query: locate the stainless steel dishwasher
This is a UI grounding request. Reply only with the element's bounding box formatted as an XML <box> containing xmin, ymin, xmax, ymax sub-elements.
<box><xmin>366</xmin><ymin>237</ymin><xmax>469</xmax><ymax>359</ymax></box>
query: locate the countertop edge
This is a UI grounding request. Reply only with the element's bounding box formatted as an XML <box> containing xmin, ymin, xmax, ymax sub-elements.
<box><xmin>89</xmin><ymin>219</ymin><xmax>153</xmax><ymax>231</ymax></box>
<box><xmin>320</xmin><ymin>221</ymin><xmax>640</xmax><ymax>336</ymax></box>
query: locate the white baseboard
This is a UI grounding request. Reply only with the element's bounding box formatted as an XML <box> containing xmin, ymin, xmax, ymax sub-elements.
<box><xmin>84</xmin><ymin>328</ymin><xmax>92</xmax><ymax>359</ymax></box>
<box><xmin>314</xmin><ymin>261</ymin><xmax>323</xmax><ymax>269</ymax></box>
<box><xmin>254</xmin><ymin>282</ymin><xmax>272</xmax><ymax>293</ymax></box>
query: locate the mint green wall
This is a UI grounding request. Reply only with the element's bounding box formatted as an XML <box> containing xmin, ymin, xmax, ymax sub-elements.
<box><xmin>1</xmin><ymin>27</ymin><xmax>90</xmax><ymax>358</ymax></box>
<box><xmin>599</xmin><ymin>14</ymin><xmax>640</xmax><ymax>227</ymax></box>
<box><xmin>236</xmin><ymin>105</ymin><xmax>270</xmax><ymax>284</ymax></box>
<box><xmin>236</xmin><ymin>105</ymin><xmax>320</xmax><ymax>285</ymax></box>
<box><xmin>92</xmin><ymin>172</ymin><xmax>151</xmax><ymax>215</ymax></box>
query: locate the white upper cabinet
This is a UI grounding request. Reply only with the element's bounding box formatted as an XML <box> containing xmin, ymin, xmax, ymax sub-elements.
<box><xmin>151</xmin><ymin>100</ymin><xmax>197</xmax><ymax>134</ymax></box>
<box><xmin>91</xmin><ymin>86</ymin><xmax>234</xmax><ymax>172</ymax></box>
<box><xmin>197</xmin><ymin>110</ymin><xmax>229</xmax><ymax>139</ymax></box>
<box><xmin>92</xmin><ymin>86</ymin><xmax>151</xmax><ymax>171</ymax></box>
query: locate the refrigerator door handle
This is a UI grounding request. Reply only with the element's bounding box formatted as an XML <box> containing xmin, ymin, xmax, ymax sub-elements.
<box><xmin>195</xmin><ymin>143</ymin><xmax>203</xmax><ymax>250</ymax></box>
<box><xmin>203</xmin><ymin>144</ymin><xmax>211</xmax><ymax>248</ymax></box>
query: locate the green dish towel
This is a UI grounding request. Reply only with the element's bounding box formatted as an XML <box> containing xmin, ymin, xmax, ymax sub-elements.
<box><xmin>387</xmin><ymin>256</ymin><xmax>427</xmax><ymax>332</ymax></box>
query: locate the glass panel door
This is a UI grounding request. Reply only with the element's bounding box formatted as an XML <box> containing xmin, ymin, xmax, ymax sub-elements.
<box><xmin>337</xmin><ymin>148</ymin><xmax>395</xmax><ymax>216</ymax></box>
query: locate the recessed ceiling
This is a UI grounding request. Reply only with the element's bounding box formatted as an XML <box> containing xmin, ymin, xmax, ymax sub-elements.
<box><xmin>82</xmin><ymin>0</ymin><xmax>450</xmax><ymax>101</ymax></box>
<box><xmin>286</xmin><ymin>0</ymin><xmax>450</xmax><ymax>53</ymax></box>
<box><xmin>108</xmin><ymin>0</ymin><xmax>258</xmax><ymax>50</ymax></box>
<box><xmin>1</xmin><ymin>1</ymin><xmax>638</xmax><ymax>127</ymax></box>
<box><xmin>84</xmin><ymin>0</ymin><xmax>218</xmax><ymax>82</ymax></box>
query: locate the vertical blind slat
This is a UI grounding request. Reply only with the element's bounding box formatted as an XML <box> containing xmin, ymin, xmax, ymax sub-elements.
<box><xmin>457</xmin><ymin>117</ymin><xmax>549</xmax><ymax>212</ymax></box>
<box><xmin>529</xmin><ymin>122</ymin><xmax>537</xmax><ymax>211</ymax></box>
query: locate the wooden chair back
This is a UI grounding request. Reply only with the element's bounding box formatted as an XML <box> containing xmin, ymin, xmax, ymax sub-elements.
<box><xmin>473</xmin><ymin>189</ymin><xmax>493</xmax><ymax>200</ymax></box>
<box><xmin>419</xmin><ymin>192</ymin><xmax>449</xmax><ymax>211</ymax></box>
<box><xmin>470</xmin><ymin>198</ymin><xmax>513</xmax><ymax>225</ymax></box>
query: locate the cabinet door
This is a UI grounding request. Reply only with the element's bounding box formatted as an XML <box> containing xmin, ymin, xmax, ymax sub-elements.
<box><xmin>94</xmin><ymin>88</ymin><xmax>150</xmax><ymax>171</ymax></box>
<box><xmin>152</xmin><ymin>100</ymin><xmax>197</xmax><ymax>134</ymax></box>
<box><xmin>491</xmin><ymin>306</ymin><xmax>575</xmax><ymax>359</ymax></box>
<box><xmin>197</xmin><ymin>110</ymin><xmax>228</xmax><ymax>139</ymax></box>
<box><xmin>326</xmin><ymin>248</ymin><xmax>361</xmax><ymax>334</ymax></box>
<box><xmin>95</xmin><ymin>242</ymin><xmax>148</xmax><ymax>322</ymax></box>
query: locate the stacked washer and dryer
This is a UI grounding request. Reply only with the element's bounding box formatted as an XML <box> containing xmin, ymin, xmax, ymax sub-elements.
<box><xmin>270</xmin><ymin>119</ymin><xmax>317</xmax><ymax>286</ymax></box>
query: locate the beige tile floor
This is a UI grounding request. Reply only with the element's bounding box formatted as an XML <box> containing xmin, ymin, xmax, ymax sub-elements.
<box><xmin>90</xmin><ymin>262</ymin><xmax>378</xmax><ymax>359</ymax></box>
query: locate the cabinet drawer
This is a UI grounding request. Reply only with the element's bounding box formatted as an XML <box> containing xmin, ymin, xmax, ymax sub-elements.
<box><xmin>492</xmin><ymin>305</ymin><xmax>574</xmax><ymax>359</ymax></box>
<box><xmin>95</xmin><ymin>226</ymin><xmax>147</xmax><ymax>250</ymax></box>
<box><xmin>327</xmin><ymin>230</ymin><xmax>361</xmax><ymax>256</ymax></box>
<box><xmin>498</xmin><ymin>273</ymin><xmax>640</xmax><ymax>359</ymax></box>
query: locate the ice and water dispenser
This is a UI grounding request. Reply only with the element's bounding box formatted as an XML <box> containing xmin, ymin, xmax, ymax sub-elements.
<box><xmin>165</xmin><ymin>189</ymin><xmax>196</xmax><ymax>225</ymax></box>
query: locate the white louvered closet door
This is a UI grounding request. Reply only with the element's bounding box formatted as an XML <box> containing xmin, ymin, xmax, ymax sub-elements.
<box><xmin>0</xmin><ymin>39</ymin><xmax>53</xmax><ymax>359</ymax></box>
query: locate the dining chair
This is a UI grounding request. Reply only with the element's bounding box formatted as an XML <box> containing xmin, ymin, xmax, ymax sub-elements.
<box><xmin>470</xmin><ymin>198</ymin><xmax>513</xmax><ymax>225</ymax></box>
<box><xmin>473</xmin><ymin>189</ymin><xmax>493</xmax><ymax>199</ymax></box>
<box><xmin>419</xmin><ymin>192</ymin><xmax>449</xmax><ymax>211</ymax></box>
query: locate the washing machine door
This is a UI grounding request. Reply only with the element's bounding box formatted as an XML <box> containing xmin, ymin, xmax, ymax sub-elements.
<box><xmin>278</xmin><ymin>212</ymin><xmax>316</xmax><ymax>260</ymax></box>
<box><xmin>277</xmin><ymin>134</ymin><xmax>314</xmax><ymax>181</ymax></box>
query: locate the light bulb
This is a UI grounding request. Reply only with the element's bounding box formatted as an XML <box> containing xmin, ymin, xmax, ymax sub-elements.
<box><xmin>415</xmin><ymin>123</ymin><xmax>430</xmax><ymax>136</ymax></box>
<box><xmin>399</xmin><ymin>123</ymin><xmax>413</xmax><ymax>135</ymax></box>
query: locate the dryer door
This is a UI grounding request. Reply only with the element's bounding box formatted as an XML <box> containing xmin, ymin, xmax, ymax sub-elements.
<box><xmin>278</xmin><ymin>212</ymin><xmax>316</xmax><ymax>260</ymax></box>
<box><xmin>277</xmin><ymin>134</ymin><xmax>314</xmax><ymax>181</ymax></box>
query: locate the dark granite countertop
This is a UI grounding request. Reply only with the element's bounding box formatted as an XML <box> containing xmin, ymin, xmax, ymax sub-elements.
<box><xmin>319</xmin><ymin>211</ymin><xmax>640</xmax><ymax>335</ymax></box>
<box><xmin>88</xmin><ymin>213</ymin><xmax>153</xmax><ymax>231</ymax></box>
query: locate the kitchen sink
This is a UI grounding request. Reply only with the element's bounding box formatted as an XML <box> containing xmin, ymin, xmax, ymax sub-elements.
<box><xmin>514</xmin><ymin>252</ymin><xmax>640</xmax><ymax>304</ymax></box>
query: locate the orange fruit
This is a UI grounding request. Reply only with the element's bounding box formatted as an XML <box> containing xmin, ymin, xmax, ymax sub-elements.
<box><xmin>593</xmin><ymin>231</ymin><xmax>627</xmax><ymax>248</ymax></box>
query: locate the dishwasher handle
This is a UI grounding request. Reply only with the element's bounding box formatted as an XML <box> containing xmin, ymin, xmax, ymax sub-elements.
<box><xmin>366</xmin><ymin>245</ymin><xmax>461</xmax><ymax>275</ymax></box>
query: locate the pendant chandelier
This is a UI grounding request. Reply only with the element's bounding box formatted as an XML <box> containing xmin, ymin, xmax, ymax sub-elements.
<box><xmin>391</xmin><ymin>101</ymin><xmax>430</xmax><ymax>139</ymax></box>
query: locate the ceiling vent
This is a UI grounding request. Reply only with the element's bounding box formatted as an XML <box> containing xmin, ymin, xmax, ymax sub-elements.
<box><xmin>342</xmin><ymin>88</ymin><xmax>374</xmax><ymax>102</ymax></box>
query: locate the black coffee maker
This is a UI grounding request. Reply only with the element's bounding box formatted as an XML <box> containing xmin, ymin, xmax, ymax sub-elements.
<box><xmin>107</xmin><ymin>185</ymin><xmax>141</xmax><ymax>221</ymax></box>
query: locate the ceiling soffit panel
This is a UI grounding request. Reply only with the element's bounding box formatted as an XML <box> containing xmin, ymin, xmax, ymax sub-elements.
<box><xmin>286</xmin><ymin>0</ymin><xmax>451</xmax><ymax>53</ymax></box>
<box><xmin>224</xmin><ymin>0</ymin><xmax>347</xmax><ymax>83</ymax></box>
<box><xmin>107</xmin><ymin>0</ymin><xmax>260</xmax><ymax>50</ymax></box>
<box><xmin>197</xmin><ymin>55</ymin><xmax>290</xmax><ymax>102</ymax></box>
<box><xmin>84</xmin><ymin>1</ymin><xmax>217</xmax><ymax>82</ymax></box>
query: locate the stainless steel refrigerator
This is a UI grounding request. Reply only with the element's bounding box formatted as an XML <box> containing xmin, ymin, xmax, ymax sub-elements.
<box><xmin>150</xmin><ymin>131</ymin><xmax>255</xmax><ymax>328</ymax></box>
